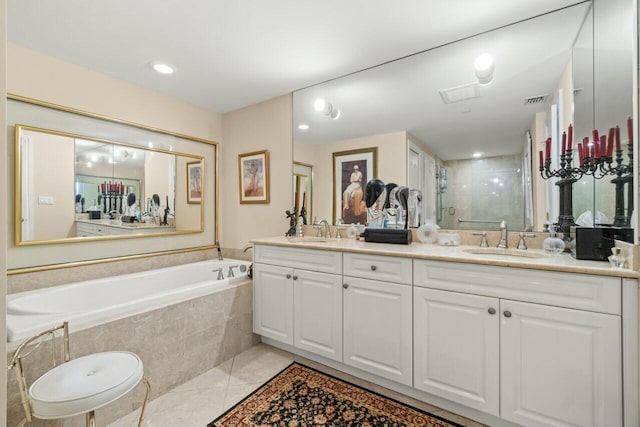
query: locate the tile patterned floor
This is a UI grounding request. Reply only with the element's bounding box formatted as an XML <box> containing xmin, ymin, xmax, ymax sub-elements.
<box><xmin>108</xmin><ymin>343</ymin><xmax>485</xmax><ymax>427</ymax></box>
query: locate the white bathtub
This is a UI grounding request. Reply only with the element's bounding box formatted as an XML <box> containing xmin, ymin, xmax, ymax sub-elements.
<box><xmin>7</xmin><ymin>258</ymin><xmax>251</xmax><ymax>342</ymax></box>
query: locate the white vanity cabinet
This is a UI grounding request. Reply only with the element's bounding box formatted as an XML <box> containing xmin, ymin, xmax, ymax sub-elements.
<box><xmin>414</xmin><ymin>259</ymin><xmax>623</xmax><ymax>427</ymax></box>
<box><xmin>343</xmin><ymin>253</ymin><xmax>413</xmax><ymax>386</ymax></box>
<box><xmin>253</xmin><ymin>245</ymin><xmax>343</xmax><ymax>359</ymax></box>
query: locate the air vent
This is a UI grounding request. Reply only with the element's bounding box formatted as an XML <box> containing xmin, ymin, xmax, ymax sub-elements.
<box><xmin>524</xmin><ymin>95</ymin><xmax>548</xmax><ymax>105</ymax></box>
<box><xmin>439</xmin><ymin>83</ymin><xmax>480</xmax><ymax>104</ymax></box>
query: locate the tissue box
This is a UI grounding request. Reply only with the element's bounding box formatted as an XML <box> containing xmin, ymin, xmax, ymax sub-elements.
<box><xmin>573</xmin><ymin>226</ymin><xmax>633</xmax><ymax>261</ymax></box>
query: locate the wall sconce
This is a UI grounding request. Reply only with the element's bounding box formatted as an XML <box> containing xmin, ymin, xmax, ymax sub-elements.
<box><xmin>474</xmin><ymin>53</ymin><xmax>494</xmax><ymax>85</ymax></box>
<box><xmin>314</xmin><ymin>98</ymin><xmax>341</xmax><ymax>120</ymax></box>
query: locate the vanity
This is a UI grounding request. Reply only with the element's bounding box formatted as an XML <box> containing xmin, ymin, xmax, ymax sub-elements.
<box><xmin>75</xmin><ymin>219</ymin><xmax>176</xmax><ymax>237</ymax></box>
<box><xmin>250</xmin><ymin>237</ymin><xmax>639</xmax><ymax>427</ymax></box>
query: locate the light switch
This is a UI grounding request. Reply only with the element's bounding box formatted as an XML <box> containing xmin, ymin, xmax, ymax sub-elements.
<box><xmin>38</xmin><ymin>196</ymin><xmax>55</xmax><ymax>205</ymax></box>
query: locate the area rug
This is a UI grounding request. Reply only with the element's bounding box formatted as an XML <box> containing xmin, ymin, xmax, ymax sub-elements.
<box><xmin>209</xmin><ymin>362</ymin><xmax>464</xmax><ymax>427</ymax></box>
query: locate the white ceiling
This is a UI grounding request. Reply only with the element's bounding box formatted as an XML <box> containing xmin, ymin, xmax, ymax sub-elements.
<box><xmin>8</xmin><ymin>0</ymin><xmax>588</xmax><ymax>113</ymax></box>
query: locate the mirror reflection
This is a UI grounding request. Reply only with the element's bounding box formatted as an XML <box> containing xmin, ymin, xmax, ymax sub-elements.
<box><xmin>16</xmin><ymin>125</ymin><xmax>204</xmax><ymax>243</ymax></box>
<box><xmin>292</xmin><ymin>0</ymin><xmax>633</xmax><ymax>233</ymax></box>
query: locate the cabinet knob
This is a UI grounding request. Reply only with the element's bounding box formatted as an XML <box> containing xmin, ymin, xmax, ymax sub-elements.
<box><xmin>488</xmin><ymin>307</ymin><xmax>496</xmax><ymax>315</ymax></box>
<box><xmin>293</xmin><ymin>275</ymin><xmax>298</xmax><ymax>280</ymax></box>
<box><xmin>343</xmin><ymin>283</ymin><xmax>349</xmax><ymax>289</ymax></box>
<box><xmin>503</xmin><ymin>310</ymin><xmax>512</xmax><ymax>318</ymax></box>
<box><xmin>370</xmin><ymin>265</ymin><xmax>377</xmax><ymax>271</ymax></box>
<box><xmin>286</xmin><ymin>274</ymin><xmax>292</xmax><ymax>279</ymax></box>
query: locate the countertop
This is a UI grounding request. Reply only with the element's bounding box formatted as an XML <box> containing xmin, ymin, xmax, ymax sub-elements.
<box><xmin>250</xmin><ymin>236</ymin><xmax>640</xmax><ymax>279</ymax></box>
<box><xmin>76</xmin><ymin>219</ymin><xmax>175</xmax><ymax>230</ymax></box>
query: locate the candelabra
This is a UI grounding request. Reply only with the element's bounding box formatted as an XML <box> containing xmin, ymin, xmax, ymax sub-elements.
<box><xmin>539</xmin><ymin>119</ymin><xmax>634</xmax><ymax>247</ymax></box>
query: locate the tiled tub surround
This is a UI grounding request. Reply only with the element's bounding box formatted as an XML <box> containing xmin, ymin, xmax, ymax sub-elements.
<box><xmin>6</xmin><ymin>278</ymin><xmax>258</xmax><ymax>427</ymax></box>
<box><xmin>251</xmin><ymin>237</ymin><xmax>639</xmax><ymax>427</ymax></box>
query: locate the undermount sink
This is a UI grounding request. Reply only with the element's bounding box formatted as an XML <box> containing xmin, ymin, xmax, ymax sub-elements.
<box><xmin>288</xmin><ymin>237</ymin><xmax>337</xmax><ymax>244</ymax></box>
<box><xmin>463</xmin><ymin>247</ymin><xmax>549</xmax><ymax>259</ymax></box>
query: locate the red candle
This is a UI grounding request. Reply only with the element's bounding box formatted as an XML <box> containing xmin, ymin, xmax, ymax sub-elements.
<box><xmin>594</xmin><ymin>140</ymin><xmax>601</xmax><ymax>159</ymax></box>
<box><xmin>561</xmin><ymin>132</ymin><xmax>566</xmax><ymax>155</ymax></box>
<box><xmin>590</xmin><ymin>145</ymin><xmax>595</xmax><ymax>163</ymax></box>
<box><xmin>616</xmin><ymin>126</ymin><xmax>621</xmax><ymax>151</ymax></box>
<box><xmin>583</xmin><ymin>137</ymin><xmax>590</xmax><ymax>158</ymax></box>
<box><xmin>607</xmin><ymin>128</ymin><xmax>615</xmax><ymax>157</ymax></box>
<box><xmin>577</xmin><ymin>143</ymin><xmax>583</xmax><ymax>164</ymax></box>
<box><xmin>567</xmin><ymin>124</ymin><xmax>573</xmax><ymax>151</ymax></box>
<box><xmin>545</xmin><ymin>137</ymin><xmax>551</xmax><ymax>160</ymax></box>
<box><xmin>627</xmin><ymin>116</ymin><xmax>633</xmax><ymax>146</ymax></box>
<box><xmin>600</xmin><ymin>135</ymin><xmax>607</xmax><ymax>158</ymax></box>
<box><xmin>592</xmin><ymin>129</ymin><xmax>599</xmax><ymax>145</ymax></box>
<box><xmin>539</xmin><ymin>150</ymin><xmax>543</xmax><ymax>167</ymax></box>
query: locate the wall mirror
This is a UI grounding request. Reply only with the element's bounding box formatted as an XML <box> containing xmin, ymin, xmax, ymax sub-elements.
<box><xmin>293</xmin><ymin>0</ymin><xmax>634</xmax><ymax>232</ymax></box>
<box><xmin>16</xmin><ymin>125</ymin><xmax>203</xmax><ymax>244</ymax></box>
<box><xmin>293</xmin><ymin>162</ymin><xmax>313</xmax><ymax>224</ymax></box>
<box><xmin>9</xmin><ymin>96</ymin><xmax>214</xmax><ymax>250</ymax></box>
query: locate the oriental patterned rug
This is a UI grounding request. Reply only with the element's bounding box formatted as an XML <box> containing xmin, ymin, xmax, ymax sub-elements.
<box><xmin>208</xmin><ymin>362</ymin><xmax>464</xmax><ymax>427</ymax></box>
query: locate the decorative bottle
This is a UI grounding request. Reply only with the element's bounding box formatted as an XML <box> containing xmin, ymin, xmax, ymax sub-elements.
<box><xmin>542</xmin><ymin>226</ymin><xmax>565</xmax><ymax>254</ymax></box>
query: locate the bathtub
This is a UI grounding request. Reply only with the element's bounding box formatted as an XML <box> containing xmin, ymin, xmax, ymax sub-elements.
<box><xmin>7</xmin><ymin>258</ymin><xmax>251</xmax><ymax>342</ymax></box>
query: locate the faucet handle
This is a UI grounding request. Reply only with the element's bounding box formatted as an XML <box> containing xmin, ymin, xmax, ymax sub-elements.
<box><xmin>517</xmin><ymin>232</ymin><xmax>537</xmax><ymax>250</ymax></box>
<box><xmin>473</xmin><ymin>231</ymin><xmax>489</xmax><ymax>248</ymax></box>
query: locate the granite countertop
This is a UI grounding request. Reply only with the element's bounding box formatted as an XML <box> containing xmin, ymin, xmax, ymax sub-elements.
<box><xmin>76</xmin><ymin>219</ymin><xmax>175</xmax><ymax>230</ymax></box>
<box><xmin>250</xmin><ymin>236</ymin><xmax>640</xmax><ymax>279</ymax></box>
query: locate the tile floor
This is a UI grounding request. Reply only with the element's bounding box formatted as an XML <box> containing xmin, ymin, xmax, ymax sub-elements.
<box><xmin>108</xmin><ymin>343</ymin><xmax>485</xmax><ymax>427</ymax></box>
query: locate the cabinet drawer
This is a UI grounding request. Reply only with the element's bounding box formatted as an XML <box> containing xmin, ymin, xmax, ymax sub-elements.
<box><xmin>343</xmin><ymin>253</ymin><xmax>412</xmax><ymax>285</ymax></box>
<box><xmin>254</xmin><ymin>245</ymin><xmax>342</xmax><ymax>274</ymax></box>
<box><xmin>413</xmin><ymin>260</ymin><xmax>621</xmax><ymax>315</ymax></box>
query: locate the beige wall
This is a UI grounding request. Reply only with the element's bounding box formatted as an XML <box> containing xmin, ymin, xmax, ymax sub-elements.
<box><xmin>7</xmin><ymin>44</ymin><xmax>222</xmax><ymax>270</ymax></box>
<box><xmin>294</xmin><ymin>131</ymin><xmax>407</xmax><ymax>222</ymax></box>
<box><xmin>221</xmin><ymin>95</ymin><xmax>293</xmax><ymax>249</ymax></box>
<box><xmin>1</xmin><ymin>0</ymin><xmax>8</xmax><ymax>419</ymax></box>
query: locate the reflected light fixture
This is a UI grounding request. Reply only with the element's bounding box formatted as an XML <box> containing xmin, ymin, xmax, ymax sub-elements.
<box><xmin>473</xmin><ymin>152</ymin><xmax>483</xmax><ymax>158</ymax></box>
<box><xmin>314</xmin><ymin>98</ymin><xmax>341</xmax><ymax>120</ymax></box>
<box><xmin>298</xmin><ymin>123</ymin><xmax>310</xmax><ymax>130</ymax></box>
<box><xmin>474</xmin><ymin>53</ymin><xmax>494</xmax><ymax>85</ymax></box>
<box><xmin>150</xmin><ymin>61</ymin><xmax>175</xmax><ymax>75</ymax></box>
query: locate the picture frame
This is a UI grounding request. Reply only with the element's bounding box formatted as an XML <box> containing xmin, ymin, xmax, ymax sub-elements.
<box><xmin>238</xmin><ymin>150</ymin><xmax>270</xmax><ymax>204</ymax></box>
<box><xmin>332</xmin><ymin>147</ymin><xmax>378</xmax><ymax>224</ymax></box>
<box><xmin>186</xmin><ymin>161</ymin><xmax>203</xmax><ymax>204</ymax></box>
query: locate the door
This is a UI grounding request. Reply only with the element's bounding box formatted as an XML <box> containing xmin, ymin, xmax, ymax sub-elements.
<box><xmin>294</xmin><ymin>270</ymin><xmax>343</xmax><ymax>361</ymax></box>
<box><xmin>253</xmin><ymin>263</ymin><xmax>294</xmax><ymax>345</ymax></box>
<box><xmin>501</xmin><ymin>300</ymin><xmax>622</xmax><ymax>427</ymax></box>
<box><xmin>414</xmin><ymin>287</ymin><xmax>499</xmax><ymax>415</ymax></box>
<box><xmin>343</xmin><ymin>277</ymin><xmax>412</xmax><ymax>386</ymax></box>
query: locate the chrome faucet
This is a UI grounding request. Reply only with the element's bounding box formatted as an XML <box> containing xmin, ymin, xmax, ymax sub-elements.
<box><xmin>242</xmin><ymin>243</ymin><xmax>253</xmax><ymax>253</ymax></box>
<box><xmin>212</xmin><ymin>268</ymin><xmax>224</xmax><ymax>280</ymax></box>
<box><xmin>317</xmin><ymin>219</ymin><xmax>331</xmax><ymax>238</ymax></box>
<box><xmin>497</xmin><ymin>220</ymin><xmax>508</xmax><ymax>249</ymax></box>
<box><xmin>227</xmin><ymin>265</ymin><xmax>239</xmax><ymax>277</ymax></box>
<box><xmin>215</xmin><ymin>240</ymin><xmax>223</xmax><ymax>261</ymax></box>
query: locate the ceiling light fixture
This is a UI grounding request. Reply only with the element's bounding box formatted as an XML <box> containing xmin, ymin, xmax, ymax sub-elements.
<box><xmin>150</xmin><ymin>62</ymin><xmax>175</xmax><ymax>75</ymax></box>
<box><xmin>298</xmin><ymin>124</ymin><xmax>310</xmax><ymax>130</ymax></box>
<box><xmin>473</xmin><ymin>152</ymin><xmax>483</xmax><ymax>158</ymax></box>
<box><xmin>474</xmin><ymin>53</ymin><xmax>494</xmax><ymax>85</ymax></box>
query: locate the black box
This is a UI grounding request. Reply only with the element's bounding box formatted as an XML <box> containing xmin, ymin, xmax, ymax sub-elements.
<box><xmin>572</xmin><ymin>226</ymin><xmax>633</xmax><ymax>261</ymax></box>
<box><xmin>362</xmin><ymin>228</ymin><xmax>412</xmax><ymax>245</ymax></box>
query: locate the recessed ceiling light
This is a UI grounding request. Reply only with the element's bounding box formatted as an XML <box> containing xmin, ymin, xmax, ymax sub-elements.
<box><xmin>298</xmin><ymin>124</ymin><xmax>310</xmax><ymax>130</ymax></box>
<box><xmin>474</xmin><ymin>53</ymin><xmax>494</xmax><ymax>85</ymax></box>
<box><xmin>473</xmin><ymin>152</ymin><xmax>483</xmax><ymax>158</ymax></box>
<box><xmin>150</xmin><ymin>62</ymin><xmax>175</xmax><ymax>75</ymax></box>
<box><xmin>148</xmin><ymin>141</ymin><xmax>154</xmax><ymax>148</ymax></box>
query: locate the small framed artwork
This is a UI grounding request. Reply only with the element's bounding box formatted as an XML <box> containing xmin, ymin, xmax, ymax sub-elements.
<box><xmin>238</xmin><ymin>150</ymin><xmax>270</xmax><ymax>204</ymax></box>
<box><xmin>333</xmin><ymin>147</ymin><xmax>378</xmax><ymax>224</ymax></box>
<box><xmin>186</xmin><ymin>161</ymin><xmax>203</xmax><ymax>204</ymax></box>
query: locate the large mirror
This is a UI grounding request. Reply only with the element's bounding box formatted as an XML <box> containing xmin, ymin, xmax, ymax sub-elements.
<box><xmin>10</xmin><ymin>97</ymin><xmax>212</xmax><ymax>247</ymax></box>
<box><xmin>293</xmin><ymin>0</ymin><xmax>634</xmax><ymax>232</ymax></box>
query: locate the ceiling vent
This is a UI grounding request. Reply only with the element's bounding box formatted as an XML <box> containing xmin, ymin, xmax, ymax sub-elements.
<box><xmin>524</xmin><ymin>95</ymin><xmax>548</xmax><ymax>105</ymax></box>
<box><xmin>439</xmin><ymin>83</ymin><xmax>480</xmax><ymax>104</ymax></box>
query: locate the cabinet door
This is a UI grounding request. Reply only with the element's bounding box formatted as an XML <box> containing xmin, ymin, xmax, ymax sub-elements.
<box><xmin>253</xmin><ymin>263</ymin><xmax>294</xmax><ymax>345</ymax></box>
<box><xmin>294</xmin><ymin>270</ymin><xmax>343</xmax><ymax>361</ymax></box>
<box><xmin>501</xmin><ymin>300</ymin><xmax>622</xmax><ymax>427</ymax></box>
<box><xmin>414</xmin><ymin>287</ymin><xmax>499</xmax><ymax>415</ymax></box>
<box><xmin>343</xmin><ymin>277</ymin><xmax>412</xmax><ymax>386</ymax></box>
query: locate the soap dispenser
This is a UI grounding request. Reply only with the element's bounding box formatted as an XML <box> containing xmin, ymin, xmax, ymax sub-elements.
<box><xmin>543</xmin><ymin>225</ymin><xmax>565</xmax><ymax>254</ymax></box>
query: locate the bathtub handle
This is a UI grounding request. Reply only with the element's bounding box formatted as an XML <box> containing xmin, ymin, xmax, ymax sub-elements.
<box><xmin>286</xmin><ymin>274</ymin><xmax>292</xmax><ymax>279</ymax></box>
<box><xmin>292</xmin><ymin>275</ymin><xmax>298</xmax><ymax>280</ymax></box>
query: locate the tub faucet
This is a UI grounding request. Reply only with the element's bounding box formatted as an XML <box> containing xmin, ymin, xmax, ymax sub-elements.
<box><xmin>227</xmin><ymin>265</ymin><xmax>239</xmax><ymax>278</ymax></box>
<box><xmin>212</xmin><ymin>268</ymin><xmax>224</xmax><ymax>280</ymax></box>
<box><xmin>497</xmin><ymin>220</ymin><xmax>508</xmax><ymax>249</ymax></box>
<box><xmin>215</xmin><ymin>240</ymin><xmax>223</xmax><ymax>261</ymax></box>
<box><xmin>242</xmin><ymin>244</ymin><xmax>253</xmax><ymax>253</ymax></box>
<box><xmin>317</xmin><ymin>219</ymin><xmax>331</xmax><ymax>238</ymax></box>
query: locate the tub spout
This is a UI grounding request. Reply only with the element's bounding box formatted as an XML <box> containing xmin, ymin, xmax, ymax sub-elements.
<box><xmin>216</xmin><ymin>240</ymin><xmax>223</xmax><ymax>261</ymax></box>
<box><xmin>242</xmin><ymin>244</ymin><xmax>253</xmax><ymax>253</ymax></box>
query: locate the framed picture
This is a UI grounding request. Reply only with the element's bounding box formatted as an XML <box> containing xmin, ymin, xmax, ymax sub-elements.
<box><xmin>333</xmin><ymin>147</ymin><xmax>378</xmax><ymax>224</ymax></box>
<box><xmin>186</xmin><ymin>161</ymin><xmax>203</xmax><ymax>204</ymax></box>
<box><xmin>238</xmin><ymin>150</ymin><xmax>270</xmax><ymax>204</ymax></box>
